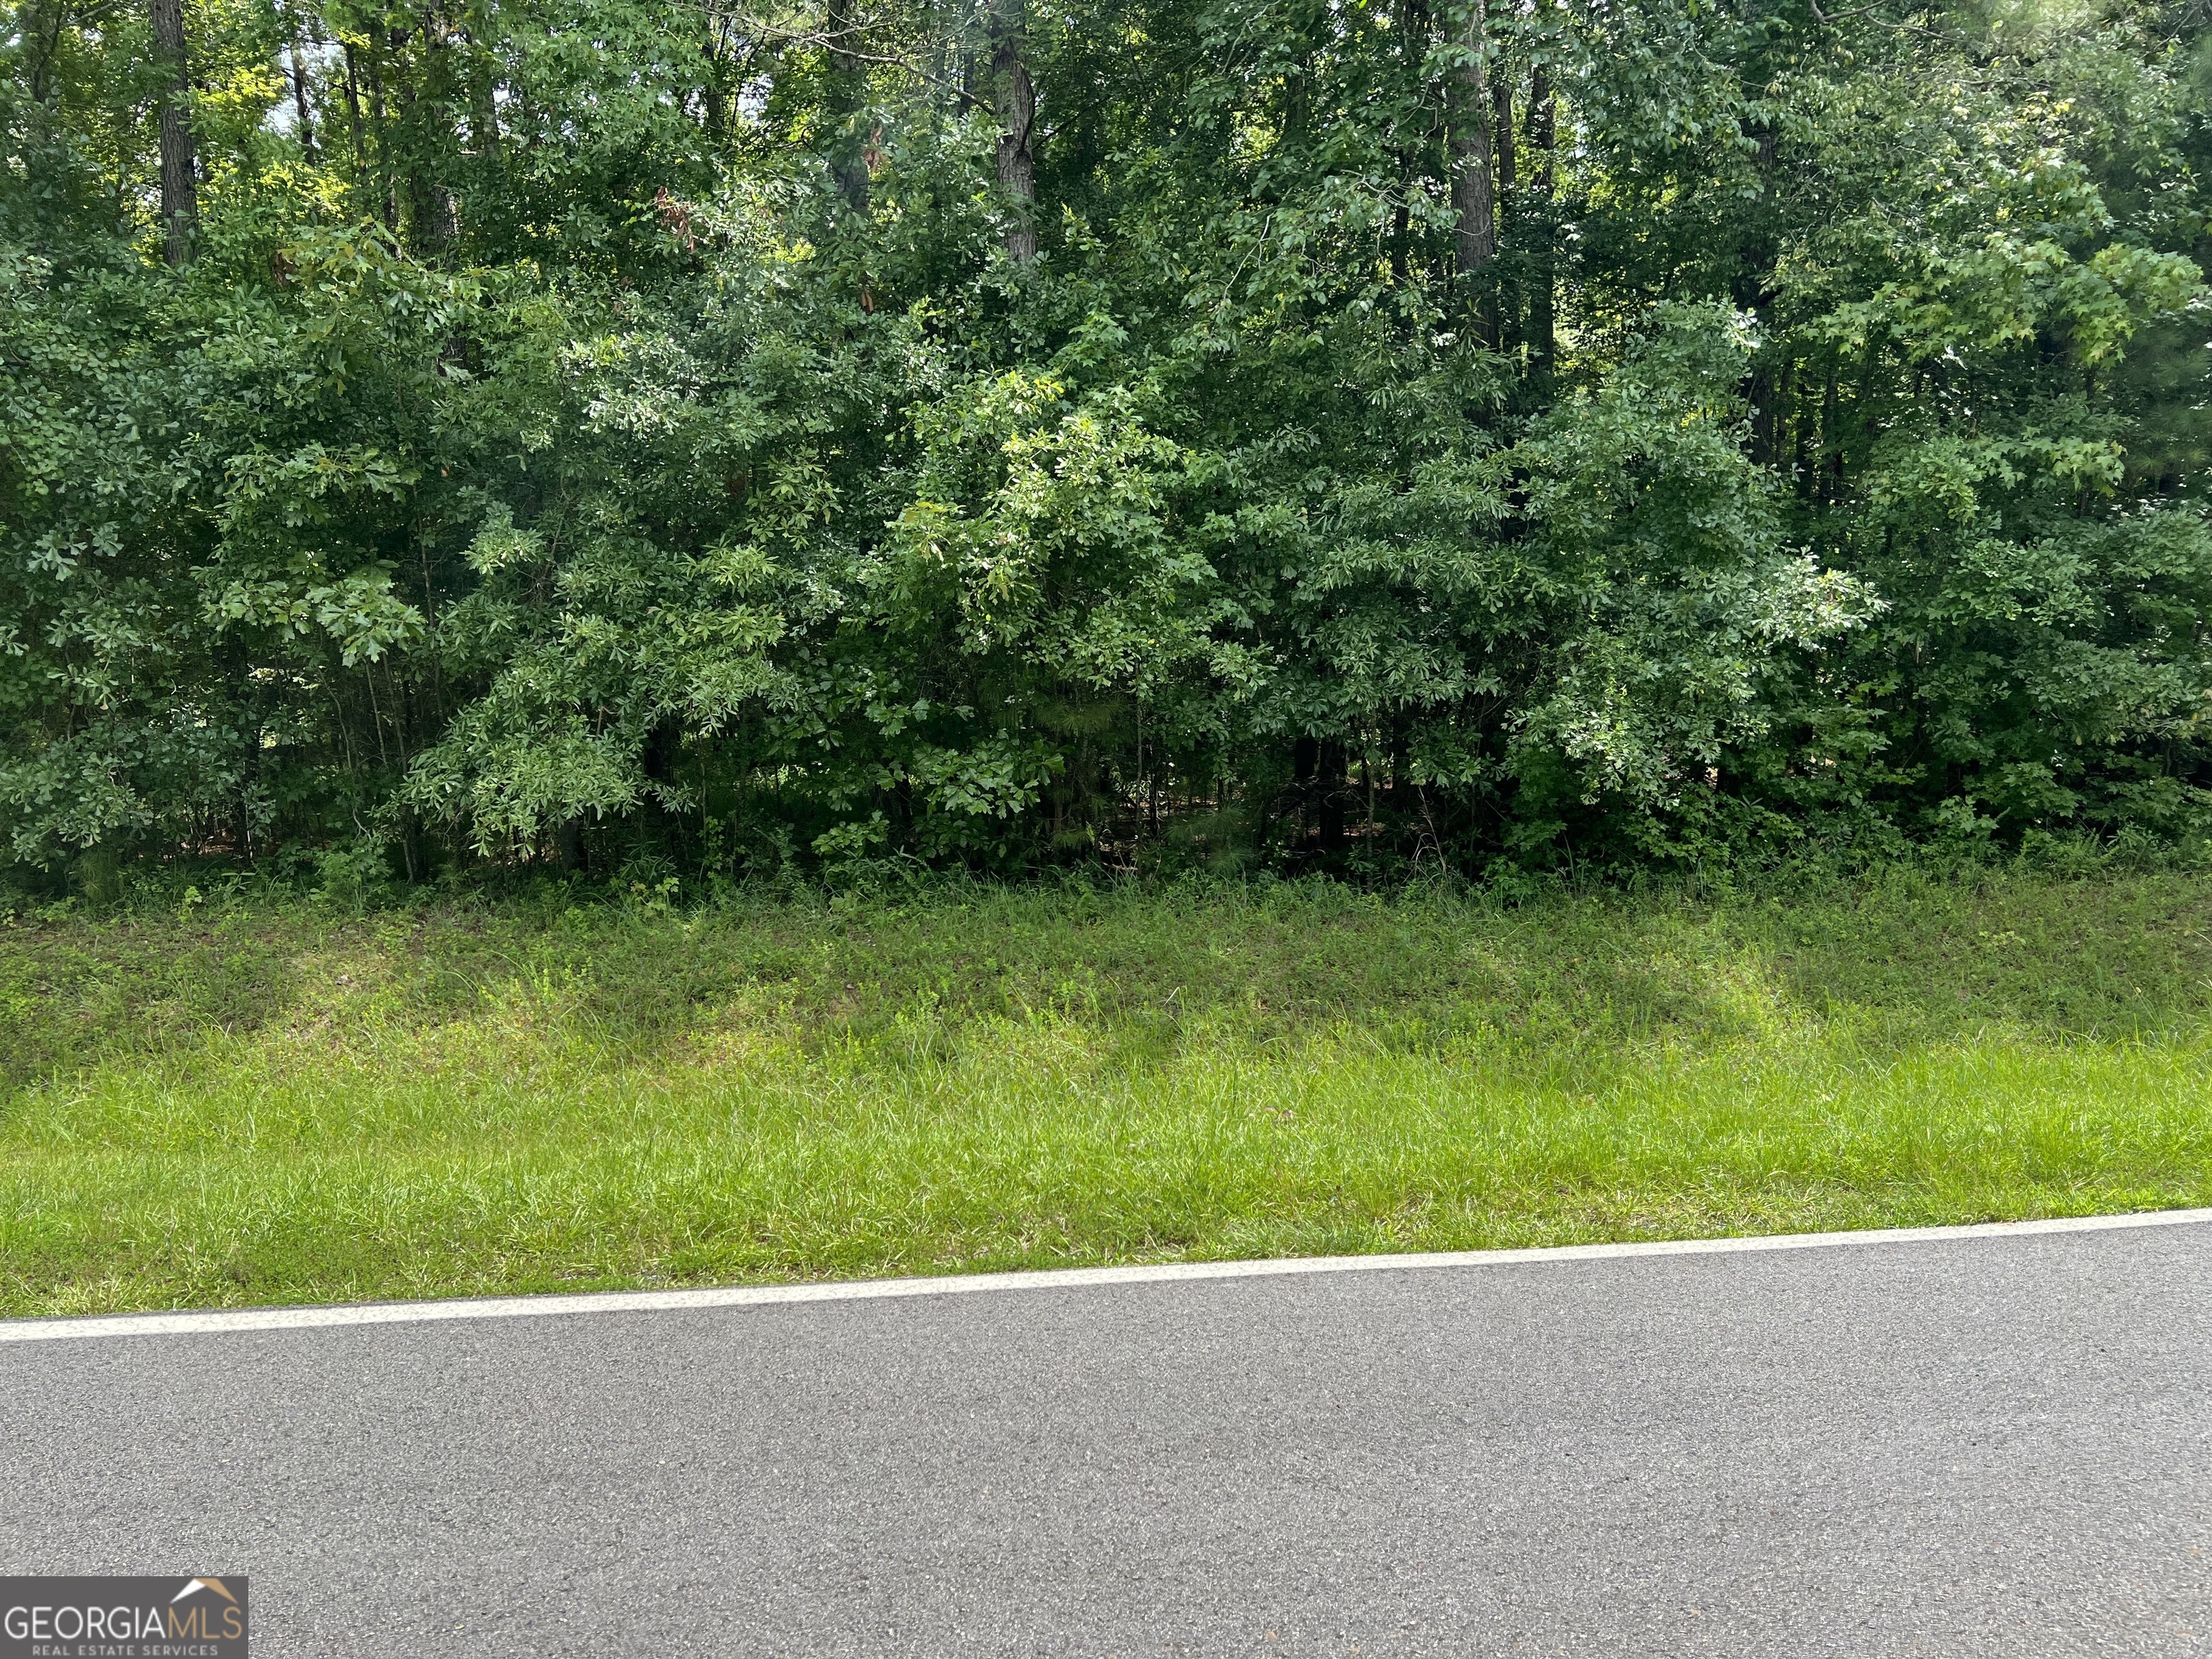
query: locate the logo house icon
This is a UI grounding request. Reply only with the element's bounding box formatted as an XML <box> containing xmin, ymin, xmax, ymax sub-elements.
<box><xmin>164</xmin><ymin>1576</ymin><xmax>248</xmax><ymax>1644</ymax></box>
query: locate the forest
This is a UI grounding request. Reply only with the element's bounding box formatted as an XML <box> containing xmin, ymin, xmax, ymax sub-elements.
<box><xmin>6</xmin><ymin>0</ymin><xmax>2212</xmax><ymax>888</ymax></box>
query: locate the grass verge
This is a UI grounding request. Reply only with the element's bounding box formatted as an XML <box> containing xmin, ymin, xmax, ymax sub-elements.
<box><xmin>3</xmin><ymin>867</ymin><xmax>2210</xmax><ymax>1318</ymax></box>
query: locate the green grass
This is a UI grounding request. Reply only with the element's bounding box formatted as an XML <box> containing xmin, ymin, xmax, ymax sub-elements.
<box><xmin>3</xmin><ymin>868</ymin><xmax>2210</xmax><ymax>1318</ymax></box>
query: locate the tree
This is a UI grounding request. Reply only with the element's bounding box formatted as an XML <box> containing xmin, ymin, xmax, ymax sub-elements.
<box><xmin>990</xmin><ymin>0</ymin><xmax>1035</xmax><ymax>260</ymax></box>
<box><xmin>1448</xmin><ymin>0</ymin><xmax>1494</xmax><ymax>294</ymax></box>
<box><xmin>4</xmin><ymin>0</ymin><xmax>2210</xmax><ymax>885</ymax></box>
<box><xmin>148</xmin><ymin>0</ymin><xmax>196</xmax><ymax>263</ymax></box>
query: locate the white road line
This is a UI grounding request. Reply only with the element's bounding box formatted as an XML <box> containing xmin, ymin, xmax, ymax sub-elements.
<box><xmin>5</xmin><ymin>1207</ymin><xmax>2208</xmax><ymax>1344</ymax></box>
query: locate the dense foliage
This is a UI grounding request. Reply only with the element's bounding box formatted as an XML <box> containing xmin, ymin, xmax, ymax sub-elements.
<box><xmin>6</xmin><ymin>0</ymin><xmax>2212</xmax><ymax>886</ymax></box>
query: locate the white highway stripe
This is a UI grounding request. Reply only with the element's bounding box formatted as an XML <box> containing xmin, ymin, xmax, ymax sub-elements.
<box><xmin>4</xmin><ymin>1207</ymin><xmax>2208</xmax><ymax>1344</ymax></box>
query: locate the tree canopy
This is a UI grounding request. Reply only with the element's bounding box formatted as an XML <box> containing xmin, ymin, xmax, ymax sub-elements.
<box><xmin>6</xmin><ymin>0</ymin><xmax>2212</xmax><ymax>883</ymax></box>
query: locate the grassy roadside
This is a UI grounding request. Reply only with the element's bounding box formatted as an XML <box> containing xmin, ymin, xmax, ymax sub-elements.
<box><xmin>3</xmin><ymin>868</ymin><xmax>2210</xmax><ymax>1318</ymax></box>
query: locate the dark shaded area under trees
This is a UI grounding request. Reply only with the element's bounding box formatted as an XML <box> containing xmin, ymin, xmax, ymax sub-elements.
<box><xmin>6</xmin><ymin>0</ymin><xmax>2212</xmax><ymax>891</ymax></box>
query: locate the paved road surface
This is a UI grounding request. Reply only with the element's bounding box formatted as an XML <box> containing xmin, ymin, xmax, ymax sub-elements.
<box><xmin>4</xmin><ymin>1219</ymin><xmax>2209</xmax><ymax>1657</ymax></box>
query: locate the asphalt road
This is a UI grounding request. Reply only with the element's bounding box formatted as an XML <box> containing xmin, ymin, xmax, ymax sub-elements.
<box><xmin>4</xmin><ymin>1220</ymin><xmax>2209</xmax><ymax>1658</ymax></box>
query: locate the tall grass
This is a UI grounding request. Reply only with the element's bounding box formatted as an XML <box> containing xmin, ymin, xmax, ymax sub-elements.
<box><xmin>3</xmin><ymin>868</ymin><xmax>2209</xmax><ymax>1316</ymax></box>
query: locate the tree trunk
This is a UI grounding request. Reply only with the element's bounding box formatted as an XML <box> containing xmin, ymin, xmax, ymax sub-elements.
<box><xmin>469</xmin><ymin>42</ymin><xmax>502</xmax><ymax>161</ymax></box>
<box><xmin>990</xmin><ymin>0</ymin><xmax>1037</xmax><ymax>261</ymax></box>
<box><xmin>701</xmin><ymin>40</ymin><xmax>728</xmax><ymax>142</ymax></box>
<box><xmin>824</xmin><ymin>0</ymin><xmax>869</xmax><ymax>210</ymax></box>
<box><xmin>1820</xmin><ymin>358</ymin><xmax>1840</xmax><ymax>504</ymax></box>
<box><xmin>554</xmin><ymin>817</ymin><xmax>585</xmax><ymax>873</ymax></box>
<box><xmin>1529</xmin><ymin>61</ymin><xmax>1555</xmax><ymax>374</ymax></box>
<box><xmin>1448</xmin><ymin>0</ymin><xmax>1495</xmax><ymax>317</ymax></box>
<box><xmin>1491</xmin><ymin>76</ymin><xmax>1515</xmax><ymax>199</ymax></box>
<box><xmin>1317</xmin><ymin>740</ymin><xmax>1346</xmax><ymax>855</ymax></box>
<box><xmin>367</xmin><ymin>37</ymin><xmax>394</xmax><ymax>227</ymax></box>
<box><xmin>342</xmin><ymin>41</ymin><xmax>367</xmax><ymax>182</ymax></box>
<box><xmin>1491</xmin><ymin>73</ymin><xmax>1515</xmax><ymax>347</ymax></box>
<box><xmin>149</xmin><ymin>0</ymin><xmax>197</xmax><ymax>264</ymax></box>
<box><xmin>27</xmin><ymin>0</ymin><xmax>67</xmax><ymax>104</ymax></box>
<box><xmin>1754</xmin><ymin>354</ymin><xmax>1791</xmax><ymax>468</ymax></box>
<box><xmin>287</xmin><ymin>10</ymin><xmax>317</xmax><ymax>161</ymax></box>
<box><xmin>1392</xmin><ymin>0</ymin><xmax>1429</xmax><ymax>292</ymax></box>
<box><xmin>394</xmin><ymin>14</ymin><xmax>446</xmax><ymax>248</ymax></box>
